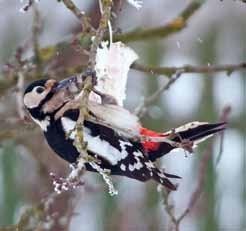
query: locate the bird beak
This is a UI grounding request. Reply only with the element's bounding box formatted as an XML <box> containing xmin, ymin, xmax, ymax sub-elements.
<box><xmin>52</xmin><ymin>77</ymin><xmax>73</xmax><ymax>93</ymax></box>
<box><xmin>53</xmin><ymin>75</ymin><xmax>83</xmax><ymax>96</ymax></box>
<box><xmin>42</xmin><ymin>77</ymin><xmax>76</xmax><ymax>114</ymax></box>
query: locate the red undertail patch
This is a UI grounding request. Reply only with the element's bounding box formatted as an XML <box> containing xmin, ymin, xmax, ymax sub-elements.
<box><xmin>140</xmin><ymin>127</ymin><xmax>166</xmax><ymax>152</ymax></box>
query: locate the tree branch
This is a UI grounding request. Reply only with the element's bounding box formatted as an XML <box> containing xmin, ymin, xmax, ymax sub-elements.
<box><xmin>3</xmin><ymin>0</ymin><xmax>246</xmax><ymax>98</ymax></box>
<box><xmin>113</xmin><ymin>1</ymin><xmax>202</xmax><ymax>43</ymax></box>
<box><xmin>133</xmin><ymin>62</ymin><xmax>245</xmax><ymax>118</ymax></box>
<box><xmin>215</xmin><ymin>105</ymin><xmax>231</xmax><ymax>166</ymax></box>
<box><xmin>73</xmin><ymin>0</ymin><xmax>113</xmax><ymax>162</ymax></box>
<box><xmin>132</xmin><ymin>62</ymin><xmax>246</xmax><ymax>78</ymax></box>
<box><xmin>59</xmin><ymin>0</ymin><xmax>94</xmax><ymax>32</ymax></box>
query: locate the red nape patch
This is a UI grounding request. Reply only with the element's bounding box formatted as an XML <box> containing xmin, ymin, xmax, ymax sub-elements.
<box><xmin>140</xmin><ymin>127</ymin><xmax>166</xmax><ymax>151</ymax></box>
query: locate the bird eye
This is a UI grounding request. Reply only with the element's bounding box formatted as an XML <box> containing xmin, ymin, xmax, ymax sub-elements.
<box><xmin>36</xmin><ymin>86</ymin><xmax>45</xmax><ymax>94</ymax></box>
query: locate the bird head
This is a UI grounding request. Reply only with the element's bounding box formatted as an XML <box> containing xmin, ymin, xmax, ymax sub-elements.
<box><xmin>23</xmin><ymin>78</ymin><xmax>73</xmax><ymax>122</ymax></box>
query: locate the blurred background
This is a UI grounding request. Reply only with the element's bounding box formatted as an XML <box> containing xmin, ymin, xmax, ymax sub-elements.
<box><xmin>0</xmin><ymin>0</ymin><xmax>245</xmax><ymax>230</ymax></box>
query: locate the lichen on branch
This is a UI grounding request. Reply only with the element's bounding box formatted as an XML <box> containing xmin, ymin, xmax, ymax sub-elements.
<box><xmin>65</xmin><ymin>0</ymin><xmax>118</xmax><ymax>196</ymax></box>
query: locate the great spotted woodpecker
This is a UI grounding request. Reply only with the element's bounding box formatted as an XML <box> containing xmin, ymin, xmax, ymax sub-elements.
<box><xmin>23</xmin><ymin>76</ymin><xmax>226</xmax><ymax>190</ymax></box>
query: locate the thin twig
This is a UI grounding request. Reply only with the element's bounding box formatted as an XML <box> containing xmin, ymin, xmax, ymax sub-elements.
<box><xmin>3</xmin><ymin>164</ymin><xmax>86</xmax><ymax>231</ymax></box>
<box><xmin>160</xmin><ymin>144</ymin><xmax>213</xmax><ymax>231</ymax></box>
<box><xmin>1</xmin><ymin>61</ymin><xmax>246</xmax><ymax>97</ymax></box>
<box><xmin>59</xmin><ymin>0</ymin><xmax>94</xmax><ymax>32</ymax></box>
<box><xmin>73</xmin><ymin>0</ymin><xmax>113</xmax><ymax>159</ymax></box>
<box><xmin>215</xmin><ymin>105</ymin><xmax>231</xmax><ymax>166</ymax></box>
<box><xmin>113</xmin><ymin>1</ymin><xmax>202</xmax><ymax>43</ymax></box>
<box><xmin>2</xmin><ymin>1</ymin><xmax>246</xmax><ymax>97</ymax></box>
<box><xmin>88</xmin><ymin>1</ymin><xmax>112</xmax><ymax>69</ymax></box>
<box><xmin>177</xmin><ymin>144</ymin><xmax>213</xmax><ymax>224</ymax></box>
<box><xmin>20</xmin><ymin>0</ymin><xmax>37</xmax><ymax>13</ymax></box>
<box><xmin>16</xmin><ymin>72</ymin><xmax>25</xmax><ymax>120</ymax></box>
<box><xmin>132</xmin><ymin>62</ymin><xmax>246</xmax><ymax>78</ymax></box>
<box><xmin>134</xmin><ymin>70</ymin><xmax>183</xmax><ymax>117</ymax></box>
<box><xmin>4</xmin><ymin>191</ymin><xmax>62</xmax><ymax>230</ymax></box>
<box><xmin>161</xmin><ymin>189</ymin><xmax>177</xmax><ymax>226</ymax></box>
<box><xmin>32</xmin><ymin>4</ymin><xmax>43</xmax><ymax>75</ymax></box>
<box><xmin>60</xmin><ymin>0</ymin><xmax>115</xmax><ymax>196</ymax></box>
<box><xmin>160</xmin><ymin>106</ymin><xmax>231</xmax><ymax>231</ymax></box>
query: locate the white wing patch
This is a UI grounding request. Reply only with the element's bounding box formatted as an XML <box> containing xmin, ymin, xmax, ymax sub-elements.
<box><xmin>128</xmin><ymin>157</ymin><xmax>144</xmax><ymax>172</ymax></box>
<box><xmin>32</xmin><ymin>116</ymin><xmax>50</xmax><ymax>132</ymax></box>
<box><xmin>61</xmin><ymin>117</ymin><xmax>133</xmax><ymax>165</ymax></box>
<box><xmin>120</xmin><ymin>164</ymin><xmax>126</xmax><ymax>171</ymax></box>
<box><xmin>133</xmin><ymin>150</ymin><xmax>143</xmax><ymax>157</ymax></box>
<box><xmin>60</xmin><ymin>117</ymin><xmax>77</xmax><ymax>137</ymax></box>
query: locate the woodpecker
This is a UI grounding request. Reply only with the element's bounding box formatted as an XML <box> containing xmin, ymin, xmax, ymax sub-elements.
<box><xmin>23</xmin><ymin>77</ymin><xmax>226</xmax><ymax>190</ymax></box>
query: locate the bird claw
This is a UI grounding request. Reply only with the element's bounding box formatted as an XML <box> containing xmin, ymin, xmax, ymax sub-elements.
<box><xmin>168</xmin><ymin>129</ymin><xmax>194</xmax><ymax>154</ymax></box>
<box><xmin>177</xmin><ymin>139</ymin><xmax>194</xmax><ymax>156</ymax></box>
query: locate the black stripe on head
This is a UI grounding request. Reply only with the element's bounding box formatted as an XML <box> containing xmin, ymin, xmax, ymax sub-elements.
<box><xmin>28</xmin><ymin>92</ymin><xmax>55</xmax><ymax>118</ymax></box>
<box><xmin>24</xmin><ymin>79</ymin><xmax>48</xmax><ymax>94</ymax></box>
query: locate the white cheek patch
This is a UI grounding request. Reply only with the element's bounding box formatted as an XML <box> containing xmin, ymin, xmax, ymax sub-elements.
<box><xmin>23</xmin><ymin>91</ymin><xmax>47</xmax><ymax>109</ymax></box>
<box><xmin>61</xmin><ymin>117</ymin><xmax>77</xmax><ymax>137</ymax></box>
<box><xmin>61</xmin><ymin>117</ymin><xmax>133</xmax><ymax>165</ymax></box>
<box><xmin>32</xmin><ymin>116</ymin><xmax>50</xmax><ymax>132</ymax></box>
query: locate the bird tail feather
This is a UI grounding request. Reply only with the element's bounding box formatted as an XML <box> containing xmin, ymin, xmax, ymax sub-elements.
<box><xmin>147</xmin><ymin>122</ymin><xmax>227</xmax><ymax>161</ymax></box>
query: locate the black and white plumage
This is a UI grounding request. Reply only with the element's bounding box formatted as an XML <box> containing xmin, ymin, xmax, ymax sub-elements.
<box><xmin>23</xmin><ymin>78</ymin><xmax>226</xmax><ymax>191</ymax></box>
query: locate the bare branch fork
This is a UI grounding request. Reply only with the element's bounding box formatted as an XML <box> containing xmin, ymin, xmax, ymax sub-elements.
<box><xmin>59</xmin><ymin>0</ymin><xmax>94</xmax><ymax>32</ymax></box>
<box><xmin>133</xmin><ymin>61</ymin><xmax>244</xmax><ymax>118</ymax></box>
<box><xmin>112</xmin><ymin>1</ymin><xmax>202</xmax><ymax>43</ymax></box>
<box><xmin>160</xmin><ymin>106</ymin><xmax>231</xmax><ymax>231</ymax></box>
<box><xmin>135</xmin><ymin>70</ymin><xmax>184</xmax><ymax>117</ymax></box>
